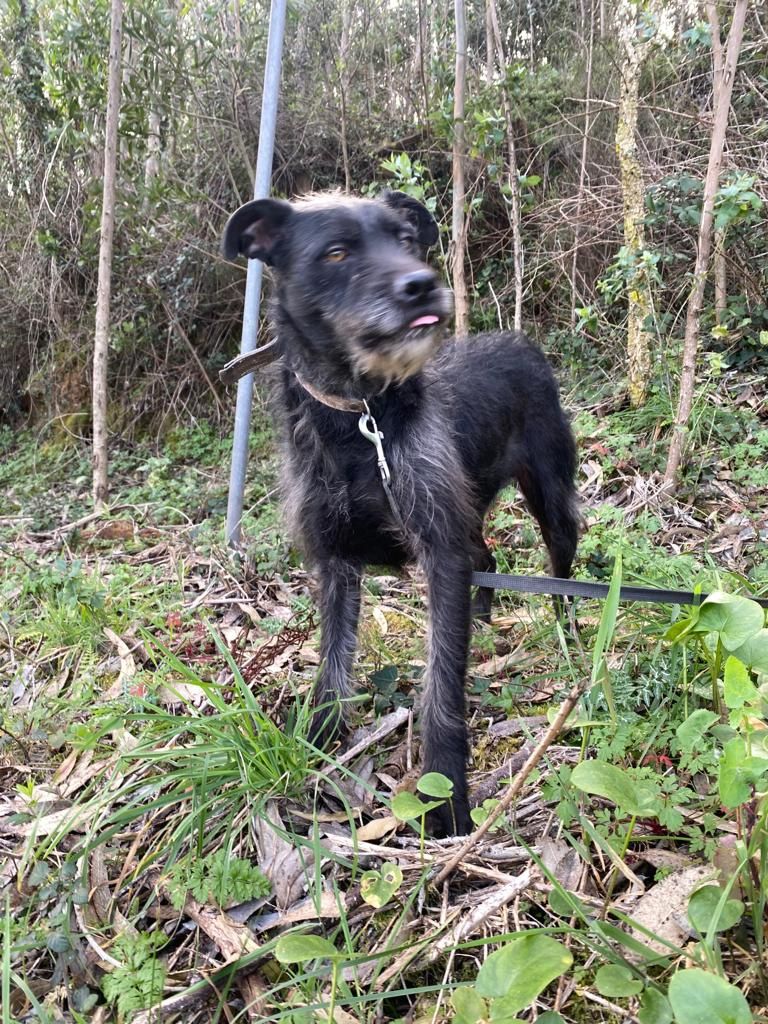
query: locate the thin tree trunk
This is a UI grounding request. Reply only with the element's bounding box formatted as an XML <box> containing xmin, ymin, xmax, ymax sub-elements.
<box><xmin>709</xmin><ymin>6</ymin><xmax>727</xmax><ymax>327</ymax></box>
<box><xmin>144</xmin><ymin>108</ymin><xmax>161</xmax><ymax>190</ymax></box>
<box><xmin>714</xmin><ymin>229</ymin><xmax>727</xmax><ymax>325</ymax></box>
<box><xmin>488</xmin><ymin>0</ymin><xmax>523</xmax><ymax>331</ymax></box>
<box><xmin>615</xmin><ymin>0</ymin><xmax>653</xmax><ymax>408</ymax></box>
<box><xmin>417</xmin><ymin>0</ymin><xmax>430</xmax><ymax>119</ymax></box>
<box><xmin>92</xmin><ymin>0</ymin><xmax>123</xmax><ymax>510</ymax></box>
<box><xmin>338</xmin><ymin>1</ymin><xmax>353</xmax><ymax>193</ymax></box>
<box><xmin>451</xmin><ymin>0</ymin><xmax>469</xmax><ymax>335</ymax></box>
<box><xmin>485</xmin><ymin>0</ymin><xmax>494</xmax><ymax>85</ymax></box>
<box><xmin>570</xmin><ymin>0</ymin><xmax>595</xmax><ymax>324</ymax></box>
<box><xmin>663</xmin><ymin>0</ymin><xmax>748</xmax><ymax>487</ymax></box>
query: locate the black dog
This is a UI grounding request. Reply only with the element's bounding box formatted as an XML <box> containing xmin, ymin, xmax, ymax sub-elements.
<box><xmin>223</xmin><ymin>191</ymin><xmax>579</xmax><ymax>836</ymax></box>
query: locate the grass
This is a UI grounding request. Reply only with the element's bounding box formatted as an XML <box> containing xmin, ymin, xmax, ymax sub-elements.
<box><xmin>2</xmin><ymin>378</ymin><xmax>768</xmax><ymax>1023</ymax></box>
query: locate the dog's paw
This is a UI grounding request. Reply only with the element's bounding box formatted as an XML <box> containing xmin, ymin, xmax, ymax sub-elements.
<box><xmin>425</xmin><ymin>796</ymin><xmax>473</xmax><ymax>839</ymax></box>
<box><xmin>308</xmin><ymin>706</ymin><xmax>348</xmax><ymax>752</ymax></box>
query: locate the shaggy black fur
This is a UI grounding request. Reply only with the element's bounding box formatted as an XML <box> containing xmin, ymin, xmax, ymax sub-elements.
<box><xmin>222</xmin><ymin>191</ymin><xmax>579</xmax><ymax>836</ymax></box>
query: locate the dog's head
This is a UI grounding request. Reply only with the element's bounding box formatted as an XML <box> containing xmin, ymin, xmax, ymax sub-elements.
<box><xmin>222</xmin><ymin>191</ymin><xmax>454</xmax><ymax>384</ymax></box>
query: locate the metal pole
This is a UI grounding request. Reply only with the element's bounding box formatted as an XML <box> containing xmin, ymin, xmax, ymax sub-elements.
<box><xmin>226</xmin><ymin>0</ymin><xmax>287</xmax><ymax>547</ymax></box>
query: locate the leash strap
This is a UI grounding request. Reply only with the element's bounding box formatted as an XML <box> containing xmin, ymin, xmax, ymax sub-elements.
<box><xmin>471</xmin><ymin>571</ymin><xmax>768</xmax><ymax>608</ymax></box>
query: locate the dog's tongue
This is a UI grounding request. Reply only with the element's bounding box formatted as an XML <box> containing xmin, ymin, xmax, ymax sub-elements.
<box><xmin>409</xmin><ymin>315</ymin><xmax>440</xmax><ymax>328</ymax></box>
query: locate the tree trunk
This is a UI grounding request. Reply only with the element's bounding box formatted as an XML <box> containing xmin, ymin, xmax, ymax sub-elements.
<box><xmin>616</xmin><ymin>0</ymin><xmax>652</xmax><ymax>408</ymax></box>
<box><xmin>144</xmin><ymin>108</ymin><xmax>161</xmax><ymax>190</ymax></box>
<box><xmin>570</xmin><ymin>0</ymin><xmax>595</xmax><ymax>325</ymax></box>
<box><xmin>664</xmin><ymin>0</ymin><xmax>748</xmax><ymax>487</ymax></box>
<box><xmin>451</xmin><ymin>0</ymin><xmax>469</xmax><ymax>335</ymax></box>
<box><xmin>709</xmin><ymin>6</ymin><xmax>727</xmax><ymax>327</ymax></box>
<box><xmin>338</xmin><ymin>1</ymin><xmax>353</xmax><ymax>193</ymax></box>
<box><xmin>92</xmin><ymin>0</ymin><xmax>123</xmax><ymax>510</ymax></box>
<box><xmin>488</xmin><ymin>0</ymin><xmax>523</xmax><ymax>331</ymax></box>
<box><xmin>714</xmin><ymin>229</ymin><xmax>727</xmax><ymax>325</ymax></box>
<box><xmin>485</xmin><ymin>0</ymin><xmax>493</xmax><ymax>85</ymax></box>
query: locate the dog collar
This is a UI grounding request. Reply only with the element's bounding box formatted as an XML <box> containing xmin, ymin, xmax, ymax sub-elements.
<box><xmin>294</xmin><ymin>372</ymin><xmax>408</xmax><ymax>534</ymax></box>
<box><xmin>293</xmin><ymin>372</ymin><xmax>366</xmax><ymax>413</ymax></box>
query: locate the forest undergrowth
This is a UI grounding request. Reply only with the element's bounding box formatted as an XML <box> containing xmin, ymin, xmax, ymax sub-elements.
<box><xmin>1</xmin><ymin>355</ymin><xmax>768</xmax><ymax>1023</ymax></box>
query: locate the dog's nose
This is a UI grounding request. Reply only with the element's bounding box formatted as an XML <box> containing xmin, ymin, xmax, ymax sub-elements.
<box><xmin>395</xmin><ymin>270</ymin><xmax>437</xmax><ymax>304</ymax></box>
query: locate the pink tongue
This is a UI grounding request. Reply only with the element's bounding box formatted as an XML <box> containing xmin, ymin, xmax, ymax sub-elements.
<box><xmin>409</xmin><ymin>315</ymin><xmax>439</xmax><ymax>328</ymax></box>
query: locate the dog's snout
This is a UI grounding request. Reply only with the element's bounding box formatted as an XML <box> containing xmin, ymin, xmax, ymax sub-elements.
<box><xmin>395</xmin><ymin>270</ymin><xmax>437</xmax><ymax>304</ymax></box>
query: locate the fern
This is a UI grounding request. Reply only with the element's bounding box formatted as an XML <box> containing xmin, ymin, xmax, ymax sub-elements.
<box><xmin>168</xmin><ymin>849</ymin><xmax>271</xmax><ymax>910</ymax></box>
<box><xmin>102</xmin><ymin>932</ymin><xmax>166</xmax><ymax>1018</ymax></box>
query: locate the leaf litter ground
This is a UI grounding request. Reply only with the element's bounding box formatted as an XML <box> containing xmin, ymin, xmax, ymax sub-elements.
<box><xmin>1</xmin><ymin>382</ymin><xmax>768</xmax><ymax>1023</ymax></box>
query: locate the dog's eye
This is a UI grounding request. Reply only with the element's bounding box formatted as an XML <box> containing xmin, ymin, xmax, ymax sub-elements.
<box><xmin>398</xmin><ymin>232</ymin><xmax>416</xmax><ymax>248</ymax></box>
<box><xmin>324</xmin><ymin>247</ymin><xmax>348</xmax><ymax>263</ymax></box>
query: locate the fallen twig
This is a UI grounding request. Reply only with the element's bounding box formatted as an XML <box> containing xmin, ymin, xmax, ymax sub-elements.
<box><xmin>433</xmin><ymin>674</ymin><xmax>591</xmax><ymax>885</ymax></box>
<box><xmin>427</xmin><ymin>865</ymin><xmax>535</xmax><ymax>960</ymax></box>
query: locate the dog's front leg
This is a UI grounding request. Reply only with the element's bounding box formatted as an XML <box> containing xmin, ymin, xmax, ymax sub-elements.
<box><xmin>420</xmin><ymin>549</ymin><xmax>474</xmax><ymax>837</ymax></box>
<box><xmin>309</xmin><ymin>557</ymin><xmax>362</xmax><ymax>750</ymax></box>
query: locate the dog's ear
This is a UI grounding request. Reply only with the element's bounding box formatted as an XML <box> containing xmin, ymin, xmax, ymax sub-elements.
<box><xmin>222</xmin><ymin>198</ymin><xmax>294</xmax><ymax>264</ymax></box>
<box><xmin>380</xmin><ymin>190</ymin><xmax>439</xmax><ymax>249</ymax></box>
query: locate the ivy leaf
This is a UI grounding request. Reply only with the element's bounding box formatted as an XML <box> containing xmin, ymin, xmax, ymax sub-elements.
<box><xmin>676</xmin><ymin>709</ymin><xmax>719</xmax><ymax>750</ymax></box>
<box><xmin>688</xmin><ymin>886</ymin><xmax>744</xmax><ymax>934</ymax></box>
<box><xmin>696</xmin><ymin>592</ymin><xmax>764</xmax><ymax>651</ymax></box>
<box><xmin>723</xmin><ymin>657</ymin><xmax>758</xmax><ymax>710</ymax></box>
<box><xmin>452</xmin><ymin>986</ymin><xmax>487</xmax><ymax>1024</ymax></box>
<box><xmin>391</xmin><ymin>791</ymin><xmax>441</xmax><ymax>821</ymax></box>
<box><xmin>475</xmin><ymin>932</ymin><xmax>572</xmax><ymax>1011</ymax></box>
<box><xmin>594</xmin><ymin>964</ymin><xmax>643</xmax><ymax>998</ymax></box>
<box><xmin>417</xmin><ymin>772</ymin><xmax>454</xmax><ymax>799</ymax></box>
<box><xmin>667</xmin><ymin>969</ymin><xmax>751</xmax><ymax>1024</ymax></box>
<box><xmin>571</xmin><ymin>760</ymin><xmax>661</xmax><ymax>818</ymax></box>
<box><xmin>360</xmin><ymin>862</ymin><xmax>403</xmax><ymax>909</ymax></box>
<box><xmin>718</xmin><ymin>736</ymin><xmax>768</xmax><ymax>808</ymax></box>
<box><xmin>638</xmin><ymin>987</ymin><xmax>673</xmax><ymax>1024</ymax></box>
<box><xmin>275</xmin><ymin>933</ymin><xmax>339</xmax><ymax>963</ymax></box>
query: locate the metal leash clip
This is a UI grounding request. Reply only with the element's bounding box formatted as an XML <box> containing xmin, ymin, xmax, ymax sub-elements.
<box><xmin>358</xmin><ymin>402</ymin><xmax>392</xmax><ymax>486</ymax></box>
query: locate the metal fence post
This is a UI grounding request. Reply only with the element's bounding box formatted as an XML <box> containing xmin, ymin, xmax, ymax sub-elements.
<box><xmin>225</xmin><ymin>0</ymin><xmax>287</xmax><ymax>547</ymax></box>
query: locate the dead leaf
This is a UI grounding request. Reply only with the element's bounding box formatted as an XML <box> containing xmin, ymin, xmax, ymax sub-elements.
<box><xmin>634</xmin><ymin>848</ymin><xmax>696</xmax><ymax>872</ymax></box>
<box><xmin>539</xmin><ymin>837</ymin><xmax>582</xmax><ymax>891</ymax></box>
<box><xmin>372</xmin><ymin>606</ymin><xmax>388</xmax><ymax>635</ymax></box>
<box><xmin>626</xmin><ymin>865</ymin><xmax>717</xmax><ymax>958</ymax></box>
<box><xmin>254</xmin><ymin>802</ymin><xmax>314</xmax><ymax>910</ymax></box>
<box><xmin>357</xmin><ymin>816</ymin><xmax>399</xmax><ymax>842</ymax></box>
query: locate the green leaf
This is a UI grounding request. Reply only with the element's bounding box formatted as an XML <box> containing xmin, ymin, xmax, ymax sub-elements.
<box><xmin>488</xmin><ymin>997</ymin><xmax>526</xmax><ymax>1022</ymax></box>
<box><xmin>733</xmin><ymin>629</ymin><xmax>768</xmax><ymax>674</ymax></box>
<box><xmin>475</xmin><ymin>933</ymin><xmax>573</xmax><ymax>1011</ymax></box>
<box><xmin>591</xmin><ymin>554</ymin><xmax>622</xmax><ymax>720</ymax></box>
<box><xmin>676</xmin><ymin>709</ymin><xmax>719</xmax><ymax>750</ymax></box>
<box><xmin>417</xmin><ymin>772</ymin><xmax>454</xmax><ymax>799</ymax></box>
<box><xmin>638</xmin><ymin>988</ymin><xmax>673</xmax><ymax>1024</ymax></box>
<box><xmin>688</xmin><ymin>885</ymin><xmax>744</xmax><ymax>934</ymax></box>
<box><xmin>723</xmin><ymin>657</ymin><xmax>758</xmax><ymax>710</ymax></box>
<box><xmin>571</xmin><ymin>760</ymin><xmax>661</xmax><ymax>818</ymax></box>
<box><xmin>536</xmin><ymin>1014</ymin><xmax>566</xmax><ymax>1024</ymax></box>
<box><xmin>718</xmin><ymin>736</ymin><xmax>768</xmax><ymax>808</ymax></box>
<box><xmin>594</xmin><ymin>964</ymin><xmax>643</xmax><ymax>997</ymax></box>
<box><xmin>275</xmin><ymin>933</ymin><xmax>338</xmax><ymax>963</ymax></box>
<box><xmin>360</xmin><ymin>862</ymin><xmax>403</xmax><ymax>909</ymax></box>
<box><xmin>667</xmin><ymin>969</ymin><xmax>751</xmax><ymax>1024</ymax></box>
<box><xmin>391</xmin><ymin>791</ymin><xmax>440</xmax><ymax>821</ymax></box>
<box><xmin>696</xmin><ymin>592</ymin><xmax>764</xmax><ymax>651</ymax></box>
<box><xmin>452</xmin><ymin>986</ymin><xmax>487</xmax><ymax>1024</ymax></box>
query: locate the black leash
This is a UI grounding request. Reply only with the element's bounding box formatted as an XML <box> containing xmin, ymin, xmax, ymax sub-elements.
<box><xmin>471</xmin><ymin>571</ymin><xmax>768</xmax><ymax>609</ymax></box>
<box><xmin>270</xmin><ymin>370</ymin><xmax>767</xmax><ymax>613</ymax></box>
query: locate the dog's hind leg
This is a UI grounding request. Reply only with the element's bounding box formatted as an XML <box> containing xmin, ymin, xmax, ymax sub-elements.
<box><xmin>309</xmin><ymin>557</ymin><xmax>362</xmax><ymax>749</ymax></box>
<box><xmin>516</xmin><ymin>424</ymin><xmax>580</xmax><ymax>617</ymax></box>
<box><xmin>470</xmin><ymin>532</ymin><xmax>496</xmax><ymax>625</ymax></box>
<box><xmin>419</xmin><ymin>548</ymin><xmax>474</xmax><ymax>837</ymax></box>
